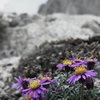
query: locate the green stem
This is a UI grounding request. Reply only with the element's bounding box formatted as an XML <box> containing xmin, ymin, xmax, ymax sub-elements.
<box><xmin>80</xmin><ymin>83</ymin><xmax>84</xmax><ymax>100</ymax></box>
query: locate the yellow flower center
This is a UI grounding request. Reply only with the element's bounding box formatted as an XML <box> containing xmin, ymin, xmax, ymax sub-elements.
<box><xmin>74</xmin><ymin>66</ymin><xmax>87</xmax><ymax>75</ymax></box>
<box><xmin>63</xmin><ymin>60</ymin><xmax>72</xmax><ymax>65</ymax></box>
<box><xmin>29</xmin><ymin>80</ymin><xmax>40</xmax><ymax>90</ymax></box>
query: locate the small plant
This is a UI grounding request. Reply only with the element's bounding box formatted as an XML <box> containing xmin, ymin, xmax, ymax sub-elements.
<box><xmin>13</xmin><ymin>57</ymin><xmax>100</xmax><ymax>100</ymax></box>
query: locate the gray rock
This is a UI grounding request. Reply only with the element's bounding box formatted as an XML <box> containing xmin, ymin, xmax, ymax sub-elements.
<box><xmin>1</xmin><ymin>14</ymin><xmax>100</xmax><ymax>59</ymax></box>
<box><xmin>38</xmin><ymin>0</ymin><xmax>100</xmax><ymax>15</ymax></box>
<box><xmin>2</xmin><ymin>12</ymin><xmax>34</xmax><ymax>27</ymax></box>
<box><xmin>4</xmin><ymin>14</ymin><xmax>100</xmax><ymax>57</ymax></box>
<box><xmin>82</xmin><ymin>20</ymin><xmax>100</xmax><ymax>34</ymax></box>
<box><xmin>0</xmin><ymin>15</ymin><xmax>9</xmax><ymax>49</ymax></box>
<box><xmin>0</xmin><ymin>56</ymin><xmax>21</xmax><ymax>98</ymax></box>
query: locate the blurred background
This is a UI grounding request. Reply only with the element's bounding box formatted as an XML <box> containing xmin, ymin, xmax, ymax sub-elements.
<box><xmin>0</xmin><ymin>0</ymin><xmax>100</xmax><ymax>58</ymax></box>
<box><xmin>0</xmin><ymin>0</ymin><xmax>47</xmax><ymax>14</ymax></box>
<box><xmin>1</xmin><ymin>0</ymin><xmax>100</xmax><ymax>15</ymax></box>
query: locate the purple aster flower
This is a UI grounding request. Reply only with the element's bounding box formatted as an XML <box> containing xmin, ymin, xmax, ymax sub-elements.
<box><xmin>13</xmin><ymin>76</ymin><xmax>29</xmax><ymax>91</ymax></box>
<box><xmin>70</xmin><ymin>57</ymin><xmax>87</xmax><ymax>68</ymax></box>
<box><xmin>67</xmin><ymin>65</ymin><xmax>97</xmax><ymax>85</ymax></box>
<box><xmin>56</xmin><ymin>59</ymin><xmax>73</xmax><ymax>70</ymax></box>
<box><xmin>22</xmin><ymin>78</ymin><xmax>55</xmax><ymax>100</ymax></box>
<box><xmin>70</xmin><ymin>62</ymin><xmax>87</xmax><ymax>68</ymax></box>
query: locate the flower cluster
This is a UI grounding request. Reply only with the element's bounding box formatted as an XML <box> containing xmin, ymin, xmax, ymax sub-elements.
<box><xmin>13</xmin><ymin>73</ymin><xmax>56</xmax><ymax>100</ymax></box>
<box><xmin>14</xmin><ymin>57</ymin><xmax>100</xmax><ymax>100</ymax></box>
<box><xmin>56</xmin><ymin>57</ymin><xmax>99</xmax><ymax>89</ymax></box>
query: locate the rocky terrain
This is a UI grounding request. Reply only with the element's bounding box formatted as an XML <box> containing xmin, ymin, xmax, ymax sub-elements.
<box><xmin>38</xmin><ymin>0</ymin><xmax>100</xmax><ymax>15</ymax></box>
<box><xmin>1</xmin><ymin>13</ymin><xmax>100</xmax><ymax>58</ymax></box>
<box><xmin>0</xmin><ymin>36</ymin><xmax>100</xmax><ymax>100</ymax></box>
<box><xmin>0</xmin><ymin>13</ymin><xmax>100</xmax><ymax>99</ymax></box>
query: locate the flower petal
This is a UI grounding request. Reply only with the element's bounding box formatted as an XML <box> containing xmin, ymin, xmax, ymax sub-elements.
<box><xmin>33</xmin><ymin>91</ymin><xmax>39</xmax><ymax>98</ymax></box>
<box><xmin>67</xmin><ymin>75</ymin><xmax>76</xmax><ymax>84</ymax></box>
<box><xmin>56</xmin><ymin>64</ymin><xmax>65</xmax><ymax>70</ymax></box>
<box><xmin>85</xmin><ymin>70</ymin><xmax>97</xmax><ymax>78</ymax></box>
<box><xmin>73</xmin><ymin>75</ymin><xmax>81</xmax><ymax>84</ymax></box>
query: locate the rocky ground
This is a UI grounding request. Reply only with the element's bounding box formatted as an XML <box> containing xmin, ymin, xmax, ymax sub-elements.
<box><xmin>0</xmin><ymin>13</ymin><xmax>100</xmax><ymax>99</ymax></box>
<box><xmin>1</xmin><ymin>13</ymin><xmax>100</xmax><ymax>59</ymax></box>
<box><xmin>0</xmin><ymin>36</ymin><xmax>100</xmax><ymax>100</ymax></box>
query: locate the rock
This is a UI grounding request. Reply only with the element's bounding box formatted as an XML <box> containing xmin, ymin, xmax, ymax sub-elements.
<box><xmin>0</xmin><ymin>13</ymin><xmax>34</xmax><ymax>59</ymax></box>
<box><xmin>38</xmin><ymin>0</ymin><xmax>100</xmax><ymax>15</ymax></box>
<box><xmin>3</xmin><ymin>13</ymin><xmax>33</xmax><ymax>27</ymax></box>
<box><xmin>2</xmin><ymin>14</ymin><xmax>100</xmax><ymax>59</ymax></box>
<box><xmin>0</xmin><ymin>15</ymin><xmax>9</xmax><ymax>49</ymax></box>
<box><xmin>8</xmin><ymin>13</ymin><xmax>33</xmax><ymax>27</ymax></box>
<box><xmin>95</xmin><ymin>78</ymin><xmax>100</xmax><ymax>91</ymax></box>
<box><xmin>0</xmin><ymin>56</ymin><xmax>21</xmax><ymax>99</ymax></box>
<box><xmin>82</xmin><ymin>20</ymin><xmax>100</xmax><ymax>34</ymax></box>
<box><xmin>1</xmin><ymin>14</ymin><xmax>100</xmax><ymax>60</ymax></box>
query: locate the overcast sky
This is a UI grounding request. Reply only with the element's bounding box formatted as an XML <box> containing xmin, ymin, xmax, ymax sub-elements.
<box><xmin>0</xmin><ymin>0</ymin><xmax>47</xmax><ymax>14</ymax></box>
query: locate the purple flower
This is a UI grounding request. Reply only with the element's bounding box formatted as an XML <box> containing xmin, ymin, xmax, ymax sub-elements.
<box><xmin>56</xmin><ymin>64</ymin><xmax>65</xmax><ymax>70</ymax></box>
<box><xmin>67</xmin><ymin>65</ymin><xmax>97</xmax><ymax>85</ymax></box>
<box><xmin>22</xmin><ymin>78</ymin><xmax>55</xmax><ymax>100</ymax></box>
<box><xmin>13</xmin><ymin>76</ymin><xmax>29</xmax><ymax>91</ymax></box>
<box><xmin>70</xmin><ymin>62</ymin><xmax>87</xmax><ymax>68</ymax></box>
<box><xmin>56</xmin><ymin>58</ymin><xmax>88</xmax><ymax>70</ymax></box>
<box><xmin>56</xmin><ymin>59</ymin><xmax>73</xmax><ymax>70</ymax></box>
<box><xmin>70</xmin><ymin>57</ymin><xmax>87</xmax><ymax>68</ymax></box>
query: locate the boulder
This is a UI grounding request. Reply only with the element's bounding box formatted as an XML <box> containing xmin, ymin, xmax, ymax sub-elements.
<box><xmin>3</xmin><ymin>14</ymin><xmax>100</xmax><ymax>58</ymax></box>
<box><xmin>38</xmin><ymin>0</ymin><xmax>100</xmax><ymax>15</ymax></box>
<box><xmin>0</xmin><ymin>56</ymin><xmax>21</xmax><ymax>99</ymax></box>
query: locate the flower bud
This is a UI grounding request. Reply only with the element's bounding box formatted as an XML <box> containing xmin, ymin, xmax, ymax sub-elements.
<box><xmin>85</xmin><ymin>77</ymin><xmax>94</xmax><ymax>89</ymax></box>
